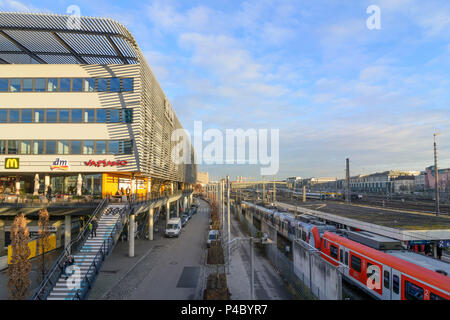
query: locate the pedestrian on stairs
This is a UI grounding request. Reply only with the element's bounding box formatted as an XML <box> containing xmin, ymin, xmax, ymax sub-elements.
<box><xmin>88</xmin><ymin>222</ymin><xmax>94</xmax><ymax>238</ymax></box>
<box><xmin>92</xmin><ymin>218</ymin><xmax>98</xmax><ymax>238</ymax></box>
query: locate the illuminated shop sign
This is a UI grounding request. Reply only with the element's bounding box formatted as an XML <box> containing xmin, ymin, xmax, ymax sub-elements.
<box><xmin>5</xmin><ymin>158</ymin><xmax>19</xmax><ymax>169</ymax></box>
<box><xmin>84</xmin><ymin>160</ymin><xmax>128</xmax><ymax>167</ymax></box>
<box><xmin>50</xmin><ymin>158</ymin><xmax>70</xmax><ymax>171</ymax></box>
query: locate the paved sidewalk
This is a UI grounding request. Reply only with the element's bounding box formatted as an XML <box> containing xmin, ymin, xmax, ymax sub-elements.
<box><xmin>89</xmin><ymin>200</ymin><xmax>210</xmax><ymax>300</ymax></box>
<box><xmin>226</xmin><ymin>209</ymin><xmax>294</xmax><ymax>300</ymax></box>
<box><xmin>88</xmin><ymin>218</ymin><xmax>167</xmax><ymax>299</ymax></box>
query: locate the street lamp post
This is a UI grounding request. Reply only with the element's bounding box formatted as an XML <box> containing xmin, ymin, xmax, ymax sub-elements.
<box><xmin>434</xmin><ymin>133</ymin><xmax>440</xmax><ymax>216</ymax></box>
<box><xmin>227</xmin><ymin>175</ymin><xmax>231</xmax><ymax>274</ymax></box>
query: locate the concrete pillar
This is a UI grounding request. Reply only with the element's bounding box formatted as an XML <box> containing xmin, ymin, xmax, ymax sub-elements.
<box><xmin>148</xmin><ymin>208</ymin><xmax>154</xmax><ymax>241</ymax></box>
<box><xmin>433</xmin><ymin>243</ymin><xmax>438</xmax><ymax>259</ymax></box>
<box><xmin>166</xmin><ymin>202</ymin><xmax>170</xmax><ymax>224</ymax></box>
<box><xmin>176</xmin><ymin>200</ymin><xmax>180</xmax><ymax>217</ymax></box>
<box><xmin>129</xmin><ymin>214</ymin><xmax>135</xmax><ymax>257</ymax></box>
<box><xmin>15</xmin><ymin>177</ymin><xmax>20</xmax><ymax>195</ymax></box>
<box><xmin>64</xmin><ymin>215</ymin><xmax>71</xmax><ymax>252</ymax></box>
<box><xmin>76</xmin><ymin>173</ymin><xmax>82</xmax><ymax>196</ymax></box>
<box><xmin>131</xmin><ymin>178</ymin><xmax>136</xmax><ymax>194</ymax></box>
<box><xmin>44</xmin><ymin>175</ymin><xmax>50</xmax><ymax>195</ymax></box>
<box><xmin>0</xmin><ymin>220</ymin><xmax>5</xmax><ymax>256</ymax></box>
<box><xmin>33</xmin><ymin>174</ymin><xmax>39</xmax><ymax>196</ymax></box>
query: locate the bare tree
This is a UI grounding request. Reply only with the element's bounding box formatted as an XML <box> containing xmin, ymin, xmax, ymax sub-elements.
<box><xmin>37</xmin><ymin>208</ymin><xmax>50</xmax><ymax>283</ymax></box>
<box><xmin>7</xmin><ymin>213</ymin><xmax>31</xmax><ymax>300</ymax></box>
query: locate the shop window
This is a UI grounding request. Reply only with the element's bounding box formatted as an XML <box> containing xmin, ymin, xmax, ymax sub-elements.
<box><xmin>10</xmin><ymin>79</ymin><xmax>21</xmax><ymax>92</ymax></box>
<box><xmin>122</xmin><ymin>78</ymin><xmax>133</xmax><ymax>91</ymax></box>
<box><xmin>83</xmin><ymin>140</ymin><xmax>95</xmax><ymax>154</ymax></box>
<box><xmin>33</xmin><ymin>140</ymin><xmax>44</xmax><ymax>154</ymax></box>
<box><xmin>83</xmin><ymin>109</ymin><xmax>95</xmax><ymax>123</ymax></box>
<box><xmin>96</xmin><ymin>109</ymin><xmax>107</xmax><ymax>123</ymax></box>
<box><xmin>0</xmin><ymin>79</ymin><xmax>8</xmax><ymax>92</ymax></box>
<box><xmin>59</xmin><ymin>109</ymin><xmax>70</xmax><ymax>122</ymax></box>
<box><xmin>58</xmin><ymin>140</ymin><xmax>70</xmax><ymax>154</ymax></box>
<box><xmin>60</xmin><ymin>78</ymin><xmax>71</xmax><ymax>92</ymax></box>
<box><xmin>21</xmin><ymin>109</ymin><xmax>32</xmax><ymax>123</ymax></box>
<box><xmin>110</xmin><ymin>78</ymin><xmax>120</xmax><ymax>92</ymax></box>
<box><xmin>20</xmin><ymin>141</ymin><xmax>31</xmax><ymax>154</ymax></box>
<box><xmin>71</xmin><ymin>141</ymin><xmax>82</xmax><ymax>154</ymax></box>
<box><xmin>97</xmin><ymin>78</ymin><xmax>108</xmax><ymax>92</ymax></box>
<box><xmin>35</xmin><ymin>78</ymin><xmax>46</xmax><ymax>92</ymax></box>
<box><xmin>47</xmin><ymin>78</ymin><xmax>58</xmax><ymax>92</ymax></box>
<box><xmin>23</xmin><ymin>79</ymin><xmax>33</xmax><ymax>92</ymax></box>
<box><xmin>71</xmin><ymin>109</ymin><xmax>82</xmax><ymax>122</ymax></box>
<box><xmin>109</xmin><ymin>109</ymin><xmax>121</xmax><ymax>122</ymax></box>
<box><xmin>0</xmin><ymin>141</ymin><xmax>5</xmax><ymax>154</ymax></box>
<box><xmin>9</xmin><ymin>110</ymin><xmax>19</xmax><ymax>123</ymax></box>
<box><xmin>46</xmin><ymin>109</ymin><xmax>58</xmax><ymax>123</ymax></box>
<box><xmin>34</xmin><ymin>109</ymin><xmax>45</xmax><ymax>123</ymax></box>
<box><xmin>72</xmin><ymin>78</ymin><xmax>83</xmax><ymax>91</ymax></box>
<box><xmin>96</xmin><ymin>141</ymin><xmax>107</xmax><ymax>154</ymax></box>
<box><xmin>0</xmin><ymin>110</ymin><xmax>7</xmax><ymax>122</ymax></box>
<box><xmin>46</xmin><ymin>140</ymin><xmax>57</xmax><ymax>154</ymax></box>
<box><xmin>7</xmin><ymin>141</ymin><xmax>18</xmax><ymax>154</ymax></box>
<box><xmin>83</xmin><ymin>79</ymin><xmax>95</xmax><ymax>92</ymax></box>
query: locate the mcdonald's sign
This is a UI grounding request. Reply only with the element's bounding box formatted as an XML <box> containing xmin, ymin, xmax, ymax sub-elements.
<box><xmin>4</xmin><ymin>158</ymin><xmax>19</xmax><ymax>169</ymax></box>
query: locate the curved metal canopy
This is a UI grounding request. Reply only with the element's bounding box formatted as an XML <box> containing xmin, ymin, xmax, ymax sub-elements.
<box><xmin>0</xmin><ymin>12</ymin><xmax>139</xmax><ymax>64</ymax></box>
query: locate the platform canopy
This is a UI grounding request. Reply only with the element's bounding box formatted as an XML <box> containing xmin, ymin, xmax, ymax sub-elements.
<box><xmin>0</xmin><ymin>11</ymin><xmax>139</xmax><ymax>65</ymax></box>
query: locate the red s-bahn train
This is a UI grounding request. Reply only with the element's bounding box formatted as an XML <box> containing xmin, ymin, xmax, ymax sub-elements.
<box><xmin>317</xmin><ymin>230</ymin><xmax>450</xmax><ymax>300</ymax></box>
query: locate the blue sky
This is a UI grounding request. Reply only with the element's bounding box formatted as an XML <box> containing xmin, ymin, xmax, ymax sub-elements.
<box><xmin>1</xmin><ymin>0</ymin><xmax>449</xmax><ymax>180</ymax></box>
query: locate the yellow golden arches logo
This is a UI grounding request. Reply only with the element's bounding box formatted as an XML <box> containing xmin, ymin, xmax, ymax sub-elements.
<box><xmin>5</xmin><ymin>158</ymin><xmax>19</xmax><ymax>169</ymax></box>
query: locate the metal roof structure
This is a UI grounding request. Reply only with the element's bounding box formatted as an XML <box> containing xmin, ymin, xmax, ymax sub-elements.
<box><xmin>0</xmin><ymin>11</ymin><xmax>139</xmax><ymax>64</ymax></box>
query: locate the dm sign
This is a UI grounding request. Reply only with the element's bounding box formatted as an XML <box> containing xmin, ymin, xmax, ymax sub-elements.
<box><xmin>50</xmin><ymin>158</ymin><xmax>70</xmax><ymax>171</ymax></box>
<box><xmin>5</xmin><ymin>158</ymin><xmax>19</xmax><ymax>169</ymax></box>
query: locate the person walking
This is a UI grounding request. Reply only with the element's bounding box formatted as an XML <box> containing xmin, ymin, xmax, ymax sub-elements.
<box><xmin>92</xmin><ymin>218</ymin><xmax>98</xmax><ymax>238</ymax></box>
<box><xmin>46</xmin><ymin>186</ymin><xmax>52</xmax><ymax>201</ymax></box>
<box><xmin>88</xmin><ymin>222</ymin><xmax>94</xmax><ymax>239</ymax></box>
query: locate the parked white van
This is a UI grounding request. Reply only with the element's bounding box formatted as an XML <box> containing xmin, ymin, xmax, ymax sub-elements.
<box><xmin>165</xmin><ymin>218</ymin><xmax>182</xmax><ymax>238</ymax></box>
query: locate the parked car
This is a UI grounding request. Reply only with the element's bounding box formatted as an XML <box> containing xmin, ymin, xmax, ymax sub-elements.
<box><xmin>181</xmin><ymin>215</ymin><xmax>189</xmax><ymax>227</ymax></box>
<box><xmin>207</xmin><ymin>230</ymin><xmax>220</xmax><ymax>248</ymax></box>
<box><xmin>165</xmin><ymin>218</ymin><xmax>182</xmax><ymax>238</ymax></box>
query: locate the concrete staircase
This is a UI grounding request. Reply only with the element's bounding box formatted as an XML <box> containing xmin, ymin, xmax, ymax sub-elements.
<box><xmin>47</xmin><ymin>209</ymin><xmax>122</xmax><ymax>300</ymax></box>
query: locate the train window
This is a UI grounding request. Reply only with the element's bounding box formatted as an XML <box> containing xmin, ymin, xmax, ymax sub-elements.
<box><xmin>350</xmin><ymin>255</ymin><xmax>361</xmax><ymax>273</ymax></box>
<box><xmin>324</xmin><ymin>239</ymin><xmax>327</xmax><ymax>249</ymax></box>
<box><xmin>405</xmin><ymin>281</ymin><xmax>424</xmax><ymax>300</ymax></box>
<box><xmin>330</xmin><ymin>245</ymin><xmax>338</xmax><ymax>259</ymax></box>
<box><xmin>339</xmin><ymin>249</ymin><xmax>343</xmax><ymax>263</ymax></box>
<box><xmin>430</xmin><ymin>292</ymin><xmax>445</xmax><ymax>300</ymax></box>
<box><xmin>393</xmin><ymin>275</ymin><xmax>399</xmax><ymax>294</ymax></box>
<box><xmin>345</xmin><ymin>252</ymin><xmax>348</xmax><ymax>265</ymax></box>
<box><xmin>384</xmin><ymin>271</ymin><xmax>390</xmax><ymax>289</ymax></box>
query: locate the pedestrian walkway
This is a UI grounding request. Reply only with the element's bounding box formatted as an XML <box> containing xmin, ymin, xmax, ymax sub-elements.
<box><xmin>47</xmin><ymin>207</ymin><xmax>123</xmax><ymax>300</ymax></box>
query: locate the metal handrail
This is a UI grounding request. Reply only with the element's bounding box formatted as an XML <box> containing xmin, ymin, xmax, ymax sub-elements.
<box><xmin>71</xmin><ymin>205</ymin><xmax>130</xmax><ymax>300</ymax></box>
<box><xmin>31</xmin><ymin>198</ymin><xmax>108</xmax><ymax>300</ymax></box>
